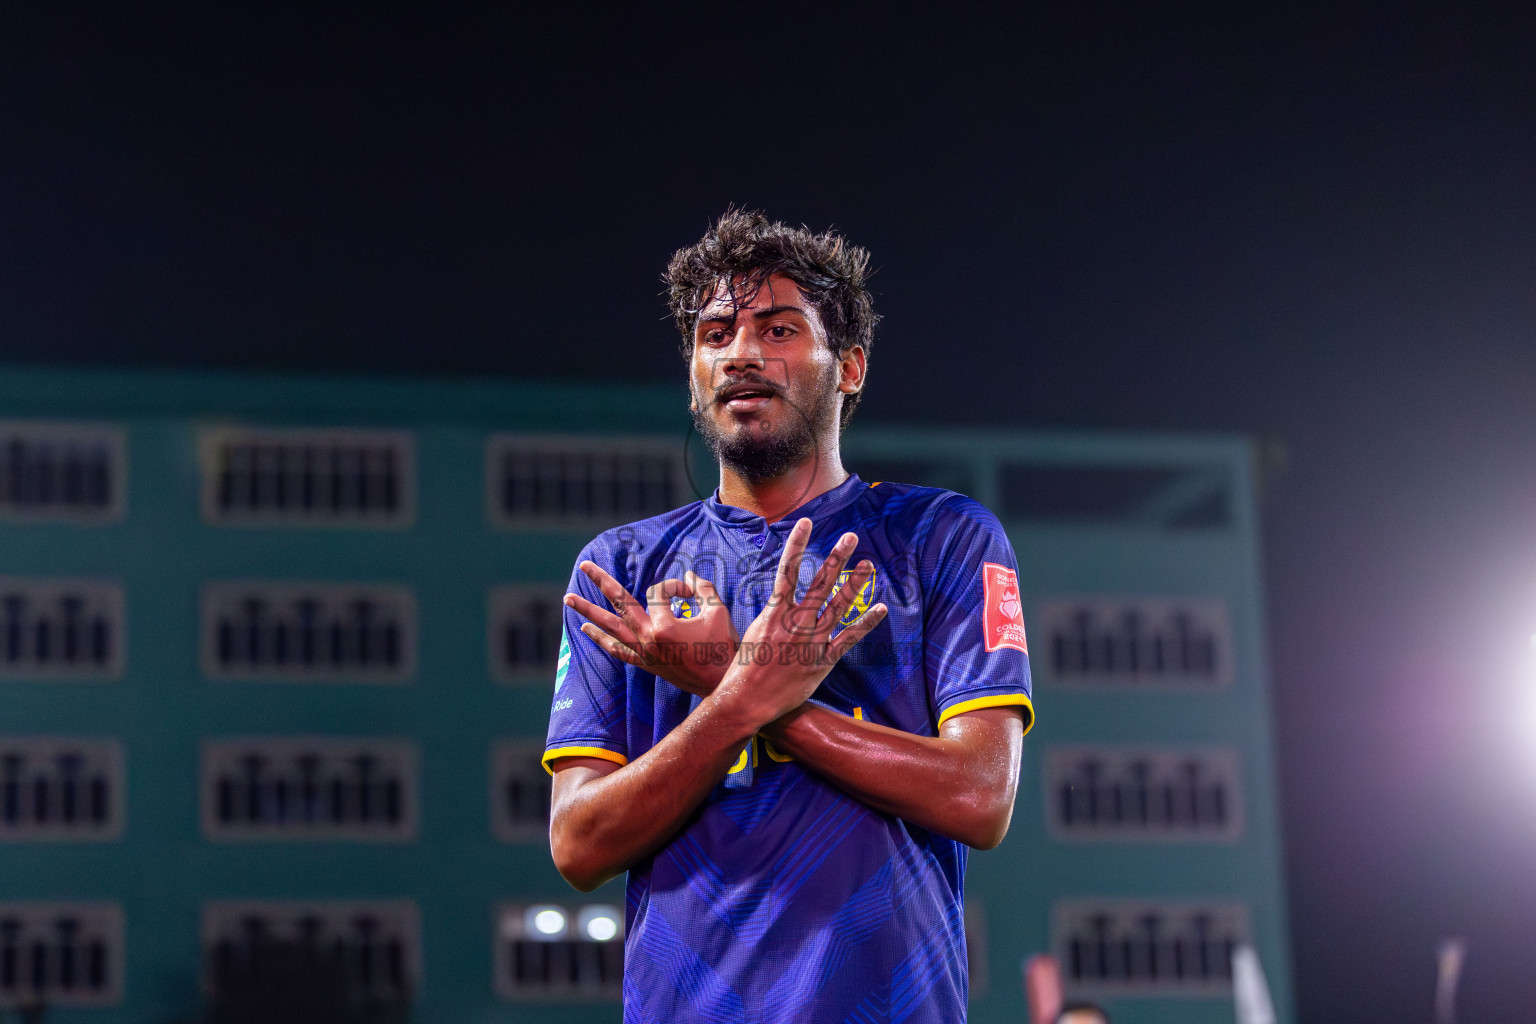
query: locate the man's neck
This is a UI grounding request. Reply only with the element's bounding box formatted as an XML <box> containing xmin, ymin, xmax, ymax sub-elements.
<box><xmin>717</xmin><ymin>446</ymin><xmax>849</xmax><ymax>525</ymax></box>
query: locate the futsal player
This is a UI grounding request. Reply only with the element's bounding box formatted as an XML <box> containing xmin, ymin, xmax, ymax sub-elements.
<box><xmin>545</xmin><ymin>210</ymin><xmax>1034</xmax><ymax>1022</ymax></box>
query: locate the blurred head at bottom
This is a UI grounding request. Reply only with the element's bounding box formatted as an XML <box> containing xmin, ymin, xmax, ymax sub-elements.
<box><xmin>1055</xmin><ymin>1002</ymin><xmax>1110</xmax><ymax>1024</ymax></box>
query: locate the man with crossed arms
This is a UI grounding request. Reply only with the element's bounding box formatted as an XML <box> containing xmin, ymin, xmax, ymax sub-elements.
<box><xmin>545</xmin><ymin>210</ymin><xmax>1034</xmax><ymax>1022</ymax></box>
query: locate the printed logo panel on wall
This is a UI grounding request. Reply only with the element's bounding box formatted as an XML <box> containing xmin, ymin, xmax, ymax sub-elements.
<box><xmin>200</xmin><ymin>738</ymin><xmax>418</xmax><ymax>842</ymax></box>
<box><xmin>199</xmin><ymin>427</ymin><xmax>415</xmax><ymax>529</ymax></box>
<box><xmin>201</xmin><ymin>900</ymin><xmax>418</xmax><ymax>1004</ymax></box>
<box><xmin>1053</xmin><ymin>900</ymin><xmax>1250</xmax><ymax>997</ymax></box>
<box><xmin>0</xmin><ymin>421</ymin><xmax>125</xmax><ymax>524</ymax></box>
<box><xmin>1045</xmin><ymin>747</ymin><xmax>1243</xmax><ymax>842</ymax></box>
<box><xmin>1036</xmin><ymin>597</ymin><xmax>1233</xmax><ymax>689</ymax></box>
<box><xmin>488</xmin><ymin>585</ymin><xmax>565</xmax><ymax>683</ymax></box>
<box><xmin>0</xmin><ymin>737</ymin><xmax>124</xmax><ymax>841</ymax></box>
<box><xmin>0</xmin><ymin>902</ymin><xmax>124</xmax><ymax>1007</ymax></box>
<box><xmin>486</xmin><ymin>434</ymin><xmax>687</xmax><ymax>529</ymax></box>
<box><xmin>494</xmin><ymin>902</ymin><xmax>623</xmax><ymax>1000</ymax></box>
<box><xmin>490</xmin><ymin>740</ymin><xmax>552</xmax><ymax>843</ymax></box>
<box><xmin>201</xmin><ymin>582</ymin><xmax>416</xmax><ymax>683</ymax></box>
<box><xmin>0</xmin><ymin>578</ymin><xmax>124</xmax><ymax>680</ymax></box>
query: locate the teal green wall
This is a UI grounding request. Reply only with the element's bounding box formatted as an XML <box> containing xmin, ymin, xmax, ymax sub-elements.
<box><xmin>0</xmin><ymin>368</ymin><xmax>1291</xmax><ymax>1024</ymax></box>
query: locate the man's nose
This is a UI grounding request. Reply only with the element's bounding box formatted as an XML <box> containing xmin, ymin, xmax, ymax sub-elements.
<box><xmin>717</xmin><ymin>326</ymin><xmax>764</xmax><ymax>375</ymax></box>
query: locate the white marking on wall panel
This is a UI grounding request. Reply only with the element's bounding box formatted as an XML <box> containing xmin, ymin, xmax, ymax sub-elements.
<box><xmin>0</xmin><ymin>421</ymin><xmax>125</xmax><ymax>523</ymax></box>
<box><xmin>1053</xmin><ymin>900</ymin><xmax>1249</xmax><ymax>996</ymax></box>
<box><xmin>0</xmin><ymin>579</ymin><xmax>124</xmax><ymax>680</ymax></box>
<box><xmin>0</xmin><ymin>902</ymin><xmax>124</xmax><ymax>1007</ymax></box>
<box><xmin>201</xmin><ymin>738</ymin><xmax>417</xmax><ymax>841</ymax></box>
<box><xmin>491</xmin><ymin>741</ymin><xmax>551</xmax><ymax>843</ymax></box>
<box><xmin>486</xmin><ymin>434</ymin><xmax>687</xmax><ymax>529</ymax></box>
<box><xmin>0</xmin><ymin>738</ymin><xmax>124</xmax><ymax>841</ymax></box>
<box><xmin>1045</xmin><ymin>747</ymin><xmax>1243</xmax><ymax>842</ymax></box>
<box><xmin>488</xmin><ymin>585</ymin><xmax>565</xmax><ymax>682</ymax></box>
<box><xmin>1036</xmin><ymin>597</ymin><xmax>1233</xmax><ymax>689</ymax></box>
<box><xmin>202</xmin><ymin>900</ymin><xmax>418</xmax><ymax>1001</ymax></box>
<box><xmin>495</xmin><ymin>902</ymin><xmax>623</xmax><ymax>1000</ymax></box>
<box><xmin>199</xmin><ymin>427</ymin><xmax>415</xmax><ymax>528</ymax></box>
<box><xmin>201</xmin><ymin>582</ymin><xmax>415</xmax><ymax>682</ymax></box>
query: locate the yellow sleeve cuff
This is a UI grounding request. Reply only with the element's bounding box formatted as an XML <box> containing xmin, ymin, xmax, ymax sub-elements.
<box><xmin>542</xmin><ymin>745</ymin><xmax>630</xmax><ymax>775</ymax></box>
<box><xmin>936</xmin><ymin>694</ymin><xmax>1034</xmax><ymax>736</ymax></box>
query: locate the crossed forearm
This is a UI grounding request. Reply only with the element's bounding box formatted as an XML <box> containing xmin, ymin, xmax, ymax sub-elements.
<box><xmin>759</xmin><ymin>703</ymin><xmax>1023</xmax><ymax>850</ymax></box>
<box><xmin>554</xmin><ymin>693</ymin><xmax>1022</xmax><ymax>890</ymax></box>
<box><xmin>550</xmin><ymin>692</ymin><xmax>762</xmax><ymax>891</ymax></box>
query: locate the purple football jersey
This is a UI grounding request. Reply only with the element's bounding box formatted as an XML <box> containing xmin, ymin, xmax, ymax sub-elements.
<box><xmin>545</xmin><ymin>474</ymin><xmax>1033</xmax><ymax>1023</ymax></box>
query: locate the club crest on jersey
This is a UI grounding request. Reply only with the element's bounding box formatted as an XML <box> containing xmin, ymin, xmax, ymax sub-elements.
<box><xmin>981</xmin><ymin>562</ymin><xmax>1028</xmax><ymax>654</ymax></box>
<box><xmin>826</xmin><ymin>567</ymin><xmax>878</xmax><ymax>627</ymax></box>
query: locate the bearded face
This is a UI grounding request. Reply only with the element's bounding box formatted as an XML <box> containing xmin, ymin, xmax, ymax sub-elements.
<box><xmin>691</xmin><ymin>358</ymin><xmax>840</xmax><ymax>482</ymax></box>
<box><xmin>688</xmin><ymin>273</ymin><xmax>847</xmax><ymax>484</ymax></box>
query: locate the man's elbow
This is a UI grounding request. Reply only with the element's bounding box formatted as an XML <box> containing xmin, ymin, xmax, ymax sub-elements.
<box><xmin>965</xmin><ymin>815</ymin><xmax>1011</xmax><ymax>850</ymax></box>
<box><xmin>953</xmin><ymin>812</ymin><xmax>1008</xmax><ymax>850</ymax></box>
<box><xmin>549</xmin><ymin>823</ymin><xmax>616</xmax><ymax>893</ymax></box>
<box><xmin>557</xmin><ymin>863</ymin><xmax>611</xmax><ymax>894</ymax></box>
<box><xmin>957</xmin><ymin>786</ymin><xmax>1017</xmax><ymax>850</ymax></box>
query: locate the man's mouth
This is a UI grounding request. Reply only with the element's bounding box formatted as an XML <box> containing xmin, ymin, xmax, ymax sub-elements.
<box><xmin>716</xmin><ymin>381</ymin><xmax>779</xmax><ymax>413</ymax></box>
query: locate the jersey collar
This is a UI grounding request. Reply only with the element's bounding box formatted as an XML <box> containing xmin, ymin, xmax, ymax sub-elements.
<box><xmin>703</xmin><ymin>472</ymin><xmax>866</xmax><ymax>530</ymax></box>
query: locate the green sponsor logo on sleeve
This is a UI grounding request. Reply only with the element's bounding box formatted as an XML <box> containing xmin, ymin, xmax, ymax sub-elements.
<box><xmin>554</xmin><ymin>627</ymin><xmax>571</xmax><ymax>693</ymax></box>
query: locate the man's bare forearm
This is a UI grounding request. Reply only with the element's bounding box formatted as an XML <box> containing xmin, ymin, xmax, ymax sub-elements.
<box><xmin>759</xmin><ymin>704</ymin><xmax>1024</xmax><ymax>849</ymax></box>
<box><xmin>549</xmin><ymin>693</ymin><xmax>760</xmax><ymax>891</ymax></box>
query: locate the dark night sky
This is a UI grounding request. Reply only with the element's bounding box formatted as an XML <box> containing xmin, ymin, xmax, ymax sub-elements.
<box><xmin>5</xmin><ymin>5</ymin><xmax>1536</xmax><ymax>1020</ymax></box>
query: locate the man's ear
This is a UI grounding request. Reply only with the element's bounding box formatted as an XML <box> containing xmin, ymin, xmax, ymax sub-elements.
<box><xmin>838</xmin><ymin>345</ymin><xmax>867</xmax><ymax>394</ymax></box>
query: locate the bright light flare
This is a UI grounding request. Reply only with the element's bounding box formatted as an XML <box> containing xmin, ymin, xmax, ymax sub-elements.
<box><xmin>524</xmin><ymin>905</ymin><xmax>568</xmax><ymax>940</ymax></box>
<box><xmin>1523</xmin><ymin>633</ymin><xmax>1536</xmax><ymax>755</ymax></box>
<box><xmin>579</xmin><ymin>904</ymin><xmax>622</xmax><ymax>942</ymax></box>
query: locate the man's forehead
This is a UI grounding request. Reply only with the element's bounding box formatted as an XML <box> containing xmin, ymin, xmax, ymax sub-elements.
<box><xmin>700</xmin><ymin>273</ymin><xmax>809</xmax><ymax>319</ymax></box>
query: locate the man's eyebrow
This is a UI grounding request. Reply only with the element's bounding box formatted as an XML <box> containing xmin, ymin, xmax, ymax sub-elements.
<box><xmin>748</xmin><ymin>304</ymin><xmax>809</xmax><ymax>320</ymax></box>
<box><xmin>696</xmin><ymin>304</ymin><xmax>810</xmax><ymax>326</ymax></box>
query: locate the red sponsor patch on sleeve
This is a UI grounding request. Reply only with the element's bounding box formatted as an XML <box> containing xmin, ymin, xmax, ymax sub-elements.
<box><xmin>982</xmin><ymin>562</ymin><xmax>1028</xmax><ymax>654</ymax></box>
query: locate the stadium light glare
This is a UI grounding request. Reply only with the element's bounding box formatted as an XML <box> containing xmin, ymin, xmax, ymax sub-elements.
<box><xmin>1522</xmin><ymin>633</ymin><xmax>1536</xmax><ymax>752</ymax></box>
<box><xmin>526</xmin><ymin>905</ymin><xmax>569</xmax><ymax>940</ymax></box>
<box><xmin>579</xmin><ymin>904</ymin><xmax>622</xmax><ymax>942</ymax></box>
<box><xmin>1527</xmin><ymin>652</ymin><xmax>1536</xmax><ymax>719</ymax></box>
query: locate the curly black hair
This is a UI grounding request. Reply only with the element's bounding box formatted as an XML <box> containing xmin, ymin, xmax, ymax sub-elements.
<box><xmin>664</xmin><ymin>208</ymin><xmax>879</xmax><ymax>429</ymax></box>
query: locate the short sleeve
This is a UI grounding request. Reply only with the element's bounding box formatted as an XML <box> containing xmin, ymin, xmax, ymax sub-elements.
<box><xmin>542</xmin><ymin>541</ymin><xmax>632</xmax><ymax>773</ymax></box>
<box><xmin>920</xmin><ymin>496</ymin><xmax>1035</xmax><ymax>735</ymax></box>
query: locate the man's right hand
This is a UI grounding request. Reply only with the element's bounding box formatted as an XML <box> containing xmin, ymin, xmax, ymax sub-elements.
<box><xmin>713</xmin><ymin>517</ymin><xmax>888</xmax><ymax>727</ymax></box>
<box><xmin>565</xmin><ymin>562</ymin><xmax>739</xmax><ymax>698</ymax></box>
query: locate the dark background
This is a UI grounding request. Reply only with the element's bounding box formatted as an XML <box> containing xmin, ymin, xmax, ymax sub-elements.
<box><xmin>5</xmin><ymin>5</ymin><xmax>1536</xmax><ymax>1020</ymax></box>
